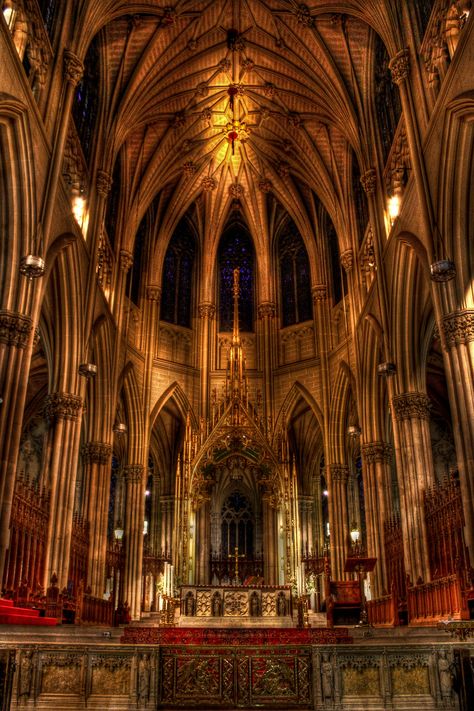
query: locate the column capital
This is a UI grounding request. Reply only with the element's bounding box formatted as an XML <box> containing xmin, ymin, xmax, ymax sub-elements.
<box><xmin>124</xmin><ymin>464</ymin><xmax>144</xmax><ymax>483</ymax></box>
<box><xmin>146</xmin><ymin>285</ymin><xmax>162</xmax><ymax>303</ymax></box>
<box><xmin>119</xmin><ymin>250</ymin><xmax>133</xmax><ymax>273</ymax></box>
<box><xmin>360</xmin><ymin>168</ymin><xmax>377</xmax><ymax>195</ymax></box>
<box><xmin>312</xmin><ymin>284</ymin><xmax>328</xmax><ymax>303</ymax></box>
<box><xmin>258</xmin><ymin>301</ymin><xmax>276</xmax><ymax>319</ymax></box>
<box><xmin>389</xmin><ymin>48</ymin><xmax>410</xmax><ymax>86</ymax></box>
<box><xmin>441</xmin><ymin>309</ymin><xmax>474</xmax><ymax>348</ymax></box>
<box><xmin>96</xmin><ymin>170</ymin><xmax>113</xmax><ymax>197</ymax></box>
<box><xmin>198</xmin><ymin>302</ymin><xmax>216</xmax><ymax>319</ymax></box>
<box><xmin>340</xmin><ymin>249</ymin><xmax>354</xmax><ymax>272</ymax></box>
<box><xmin>361</xmin><ymin>441</ymin><xmax>393</xmax><ymax>464</ymax></box>
<box><xmin>44</xmin><ymin>392</ymin><xmax>83</xmax><ymax>422</ymax></box>
<box><xmin>63</xmin><ymin>49</ymin><xmax>84</xmax><ymax>86</ymax></box>
<box><xmin>0</xmin><ymin>310</ymin><xmax>33</xmax><ymax>349</ymax></box>
<box><xmin>329</xmin><ymin>464</ymin><xmax>349</xmax><ymax>483</ymax></box>
<box><xmin>82</xmin><ymin>441</ymin><xmax>112</xmax><ymax>465</ymax></box>
<box><xmin>392</xmin><ymin>392</ymin><xmax>431</xmax><ymax>421</ymax></box>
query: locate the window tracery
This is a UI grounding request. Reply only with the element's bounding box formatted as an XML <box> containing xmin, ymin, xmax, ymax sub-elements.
<box><xmin>72</xmin><ymin>34</ymin><xmax>100</xmax><ymax>162</ymax></box>
<box><xmin>160</xmin><ymin>221</ymin><xmax>195</xmax><ymax>328</ymax></box>
<box><xmin>278</xmin><ymin>222</ymin><xmax>312</xmax><ymax>327</ymax></box>
<box><xmin>221</xmin><ymin>491</ymin><xmax>254</xmax><ymax>557</ymax></box>
<box><xmin>218</xmin><ymin>225</ymin><xmax>254</xmax><ymax>332</ymax></box>
<box><xmin>374</xmin><ymin>33</ymin><xmax>402</xmax><ymax>165</ymax></box>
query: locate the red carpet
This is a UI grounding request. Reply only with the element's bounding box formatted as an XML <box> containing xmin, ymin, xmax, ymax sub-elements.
<box><xmin>0</xmin><ymin>598</ymin><xmax>57</xmax><ymax>626</ymax></box>
<box><xmin>121</xmin><ymin>626</ymin><xmax>352</xmax><ymax>645</ymax></box>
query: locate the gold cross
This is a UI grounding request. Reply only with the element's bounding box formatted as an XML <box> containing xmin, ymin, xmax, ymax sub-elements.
<box><xmin>228</xmin><ymin>546</ymin><xmax>245</xmax><ymax>581</ymax></box>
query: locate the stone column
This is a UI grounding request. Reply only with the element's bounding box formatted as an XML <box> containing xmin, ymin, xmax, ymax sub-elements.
<box><xmin>440</xmin><ymin>310</ymin><xmax>474</xmax><ymax>562</ymax></box>
<box><xmin>391</xmin><ymin>392</ymin><xmax>434</xmax><ymax>583</ymax></box>
<box><xmin>361</xmin><ymin>442</ymin><xmax>393</xmax><ymax>596</ymax></box>
<box><xmin>122</xmin><ymin>464</ymin><xmax>145</xmax><ymax>619</ymax></box>
<box><xmin>328</xmin><ymin>465</ymin><xmax>349</xmax><ymax>581</ymax></box>
<box><xmin>196</xmin><ymin>501</ymin><xmax>210</xmax><ymax>585</ymax></box>
<box><xmin>149</xmin><ymin>474</ymin><xmax>161</xmax><ymax>555</ymax></box>
<box><xmin>299</xmin><ymin>496</ymin><xmax>314</xmax><ymax>556</ymax></box>
<box><xmin>0</xmin><ymin>311</ymin><xmax>34</xmax><ymax>583</ymax></box>
<box><xmin>41</xmin><ymin>50</ymin><xmax>84</xmax><ymax>247</ymax></box>
<box><xmin>159</xmin><ymin>496</ymin><xmax>174</xmax><ymax>557</ymax></box>
<box><xmin>81</xmin><ymin>441</ymin><xmax>112</xmax><ymax>597</ymax></box>
<box><xmin>43</xmin><ymin>392</ymin><xmax>83</xmax><ymax>588</ymax></box>
<box><xmin>198</xmin><ymin>303</ymin><xmax>215</xmax><ymax>418</ymax></box>
<box><xmin>258</xmin><ymin>302</ymin><xmax>276</xmax><ymax>422</ymax></box>
<box><xmin>263</xmin><ymin>498</ymin><xmax>278</xmax><ymax>585</ymax></box>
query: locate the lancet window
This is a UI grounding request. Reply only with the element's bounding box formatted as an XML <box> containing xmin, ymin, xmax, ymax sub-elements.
<box><xmin>72</xmin><ymin>35</ymin><xmax>100</xmax><ymax>162</ymax></box>
<box><xmin>221</xmin><ymin>491</ymin><xmax>254</xmax><ymax>557</ymax></box>
<box><xmin>278</xmin><ymin>222</ymin><xmax>312</xmax><ymax>327</ymax></box>
<box><xmin>38</xmin><ymin>0</ymin><xmax>58</xmax><ymax>39</ymax></box>
<box><xmin>218</xmin><ymin>226</ymin><xmax>254</xmax><ymax>332</ymax></box>
<box><xmin>160</xmin><ymin>221</ymin><xmax>195</xmax><ymax>328</ymax></box>
<box><xmin>374</xmin><ymin>33</ymin><xmax>402</xmax><ymax>165</ymax></box>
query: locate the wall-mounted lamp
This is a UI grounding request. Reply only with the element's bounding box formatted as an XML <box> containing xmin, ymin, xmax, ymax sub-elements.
<box><xmin>113</xmin><ymin>422</ymin><xmax>127</xmax><ymax>436</ymax></box>
<box><xmin>430</xmin><ymin>260</ymin><xmax>456</xmax><ymax>283</ymax></box>
<box><xmin>377</xmin><ymin>362</ymin><xmax>396</xmax><ymax>377</ymax></box>
<box><xmin>347</xmin><ymin>425</ymin><xmax>361</xmax><ymax>438</ymax></box>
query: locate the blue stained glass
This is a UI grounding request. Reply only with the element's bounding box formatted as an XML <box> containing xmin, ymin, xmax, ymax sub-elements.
<box><xmin>160</xmin><ymin>221</ymin><xmax>195</xmax><ymax>327</ymax></box>
<box><xmin>219</xmin><ymin>228</ymin><xmax>254</xmax><ymax>332</ymax></box>
<box><xmin>278</xmin><ymin>221</ymin><xmax>311</xmax><ymax>327</ymax></box>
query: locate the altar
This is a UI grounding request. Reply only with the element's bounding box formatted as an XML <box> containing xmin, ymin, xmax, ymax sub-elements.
<box><xmin>180</xmin><ymin>584</ymin><xmax>293</xmax><ymax>619</ymax></box>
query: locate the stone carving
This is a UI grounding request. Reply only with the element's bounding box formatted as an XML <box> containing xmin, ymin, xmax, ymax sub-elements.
<box><xmin>278</xmin><ymin>161</ymin><xmax>290</xmax><ymax>178</ymax></box>
<box><xmin>437</xmin><ymin>649</ymin><xmax>453</xmax><ymax>701</ymax></box>
<box><xmin>295</xmin><ymin>4</ymin><xmax>314</xmax><ymax>27</ymax></box>
<box><xmin>120</xmin><ymin>249</ymin><xmax>133</xmax><ymax>273</ymax></box>
<box><xmin>361</xmin><ymin>441</ymin><xmax>392</xmax><ymax>464</ymax></box>
<box><xmin>196</xmin><ymin>590</ymin><xmax>212</xmax><ymax>616</ymax></box>
<box><xmin>44</xmin><ymin>392</ymin><xmax>83</xmax><ymax>422</ymax></box>
<box><xmin>146</xmin><ymin>285</ymin><xmax>162</xmax><ymax>303</ymax></box>
<box><xmin>137</xmin><ymin>653</ymin><xmax>151</xmax><ymax>704</ymax></box>
<box><xmin>172</xmin><ymin>111</ymin><xmax>186</xmax><ymax>129</ymax></box>
<box><xmin>201</xmin><ymin>176</ymin><xmax>217</xmax><ymax>191</ymax></box>
<box><xmin>264</xmin><ymin>82</ymin><xmax>276</xmax><ymax>98</ymax></box>
<box><xmin>340</xmin><ymin>249</ymin><xmax>354</xmax><ymax>272</ymax></box>
<box><xmin>198</xmin><ymin>303</ymin><xmax>216</xmax><ymax>319</ymax></box>
<box><xmin>360</xmin><ymin>168</ymin><xmax>377</xmax><ymax>195</ymax></box>
<box><xmin>96</xmin><ymin>170</ymin><xmax>112</xmax><ymax>197</ymax></box>
<box><xmin>330</xmin><ymin>464</ymin><xmax>349</xmax><ymax>483</ymax></box>
<box><xmin>392</xmin><ymin>392</ymin><xmax>431</xmax><ymax>420</ymax></box>
<box><xmin>18</xmin><ymin>650</ymin><xmax>34</xmax><ymax>699</ymax></box>
<box><xmin>63</xmin><ymin>49</ymin><xmax>84</xmax><ymax>85</ymax></box>
<box><xmin>321</xmin><ymin>652</ymin><xmax>334</xmax><ymax>701</ymax></box>
<box><xmin>229</xmin><ymin>183</ymin><xmax>244</xmax><ymax>198</ymax></box>
<box><xmin>124</xmin><ymin>464</ymin><xmax>144</xmax><ymax>483</ymax></box>
<box><xmin>312</xmin><ymin>284</ymin><xmax>328</xmax><ymax>302</ymax></box>
<box><xmin>81</xmin><ymin>441</ymin><xmax>112</xmax><ymax>465</ymax></box>
<box><xmin>261</xmin><ymin>592</ymin><xmax>277</xmax><ymax>616</ymax></box>
<box><xmin>389</xmin><ymin>48</ymin><xmax>410</xmax><ymax>85</ymax></box>
<box><xmin>182</xmin><ymin>161</ymin><xmax>197</xmax><ymax>177</ymax></box>
<box><xmin>259</xmin><ymin>179</ymin><xmax>272</xmax><ymax>193</ymax></box>
<box><xmin>442</xmin><ymin>309</ymin><xmax>474</xmax><ymax>347</ymax></box>
<box><xmin>91</xmin><ymin>655</ymin><xmax>131</xmax><ymax>696</ymax></box>
<box><xmin>258</xmin><ymin>302</ymin><xmax>276</xmax><ymax>319</ymax></box>
<box><xmin>224</xmin><ymin>590</ymin><xmax>249</xmax><ymax>616</ymax></box>
<box><xmin>0</xmin><ymin>310</ymin><xmax>33</xmax><ymax>349</ymax></box>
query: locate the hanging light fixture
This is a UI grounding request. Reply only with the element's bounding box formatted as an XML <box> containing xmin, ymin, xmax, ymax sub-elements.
<box><xmin>430</xmin><ymin>259</ymin><xmax>456</xmax><ymax>283</ymax></box>
<box><xmin>113</xmin><ymin>422</ymin><xmax>127</xmax><ymax>436</ymax></box>
<box><xmin>377</xmin><ymin>362</ymin><xmax>396</xmax><ymax>377</ymax></box>
<box><xmin>20</xmin><ymin>255</ymin><xmax>45</xmax><ymax>279</ymax></box>
<box><xmin>347</xmin><ymin>425</ymin><xmax>361</xmax><ymax>438</ymax></box>
<box><xmin>78</xmin><ymin>363</ymin><xmax>97</xmax><ymax>378</ymax></box>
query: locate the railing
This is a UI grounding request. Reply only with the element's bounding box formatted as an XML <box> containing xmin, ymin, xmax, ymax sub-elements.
<box><xmin>407</xmin><ymin>574</ymin><xmax>469</xmax><ymax>625</ymax></box>
<box><xmin>76</xmin><ymin>588</ymin><xmax>114</xmax><ymax>626</ymax></box>
<box><xmin>367</xmin><ymin>588</ymin><xmax>399</xmax><ymax>627</ymax></box>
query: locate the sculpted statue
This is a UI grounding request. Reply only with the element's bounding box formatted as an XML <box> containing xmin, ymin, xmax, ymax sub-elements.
<box><xmin>438</xmin><ymin>650</ymin><xmax>453</xmax><ymax>698</ymax></box>
<box><xmin>138</xmin><ymin>654</ymin><xmax>150</xmax><ymax>703</ymax></box>
<box><xmin>321</xmin><ymin>652</ymin><xmax>334</xmax><ymax>701</ymax></box>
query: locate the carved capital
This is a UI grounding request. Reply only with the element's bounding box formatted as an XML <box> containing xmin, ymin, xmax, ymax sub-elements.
<box><xmin>441</xmin><ymin>309</ymin><xmax>474</xmax><ymax>348</ymax></box>
<box><xmin>361</xmin><ymin>441</ymin><xmax>393</xmax><ymax>464</ymax></box>
<box><xmin>360</xmin><ymin>168</ymin><xmax>377</xmax><ymax>195</ymax></box>
<box><xmin>258</xmin><ymin>302</ymin><xmax>276</xmax><ymax>319</ymax></box>
<box><xmin>44</xmin><ymin>392</ymin><xmax>83</xmax><ymax>422</ymax></box>
<box><xmin>389</xmin><ymin>48</ymin><xmax>410</xmax><ymax>86</ymax></box>
<box><xmin>340</xmin><ymin>250</ymin><xmax>354</xmax><ymax>272</ymax></box>
<box><xmin>312</xmin><ymin>284</ymin><xmax>328</xmax><ymax>303</ymax></box>
<box><xmin>96</xmin><ymin>170</ymin><xmax>112</xmax><ymax>197</ymax></box>
<box><xmin>82</xmin><ymin>441</ymin><xmax>112</xmax><ymax>465</ymax></box>
<box><xmin>146</xmin><ymin>285</ymin><xmax>162</xmax><ymax>303</ymax></box>
<box><xmin>229</xmin><ymin>183</ymin><xmax>244</xmax><ymax>199</ymax></box>
<box><xmin>120</xmin><ymin>250</ymin><xmax>133</xmax><ymax>273</ymax></box>
<box><xmin>0</xmin><ymin>310</ymin><xmax>33</xmax><ymax>349</ymax></box>
<box><xmin>198</xmin><ymin>302</ymin><xmax>216</xmax><ymax>319</ymax></box>
<box><xmin>124</xmin><ymin>464</ymin><xmax>144</xmax><ymax>483</ymax></box>
<box><xmin>392</xmin><ymin>392</ymin><xmax>431</xmax><ymax>421</ymax></box>
<box><xmin>63</xmin><ymin>49</ymin><xmax>84</xmax><ymax>86</ymax></box>
<box><xmin>330</xmin><ymin>464</ymin><xmax>349</xmax><ymax>483</ymax></box>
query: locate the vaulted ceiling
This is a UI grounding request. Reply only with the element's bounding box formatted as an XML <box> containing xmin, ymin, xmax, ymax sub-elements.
<box><xmin>78</xmin><ymin>1</ymin><xmax>404</xmax><ymax>253</ymax></box>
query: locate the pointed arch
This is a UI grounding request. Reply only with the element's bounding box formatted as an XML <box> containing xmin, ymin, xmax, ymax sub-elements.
<box><xmin>150</xmin><ymin>382</ymin><xmax>197</xmax><ymax>431</ymax></box>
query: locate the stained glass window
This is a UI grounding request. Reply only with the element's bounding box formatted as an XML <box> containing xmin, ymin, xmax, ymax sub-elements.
<box><xmin>38</xmin><ymin>0</ymin><xmax>58</xmax><ymax>39</ymax></box>
<box><xmin>218</xmin><ymin>226</ymin><xmax>254</xmax><ymax>332</ymax></box>
<box><xmin>322</xmin><ymin>208</ymin><xmax>343</xmax><ymax>304</ymax></box>
<box><xmin>129</xmin><ymin>216</ymin><xmax>147</xmax><ymax>305</ymax></box>
<box><xmin>278</xmin><ymin>221</ymin><xmax>312</xmax><ymax>327</ymax></box>
<box><xmin>160</xmin><ymin>221</ymin><xmax>195</xmax><ymax>327</ymax></box>
<box><xmin>72</xmin><ymin>35</ymin><xmax>100</xmax><ymax>162</ymax></box>
<box><xmin>374</xmin><ymin>33</ymin><xmax>402</xmax><ymax>165</ymax></box>
<box><xmin>104</xmin><ymin>157</ymin><xmax>120</xmax><ymax>249</ymax></box>
<box><xmin>221</xmin><ymin>491</ymin><xmax>254</xmax><ymax>557</ymax></box>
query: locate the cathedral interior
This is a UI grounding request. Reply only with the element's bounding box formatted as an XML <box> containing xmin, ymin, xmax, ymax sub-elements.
<box><xmin>0</xmin><ymin>1</ymin><xmax>474</xmax><ymax>709</ymax></box>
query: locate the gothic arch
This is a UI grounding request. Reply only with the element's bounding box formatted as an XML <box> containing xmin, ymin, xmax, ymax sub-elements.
<box><xmin>150</xmin><ymin>382</ymin><xmax>197</xmax><ymax>432</ymax></box>
<box><xmin>274</xmin><ymin>381</ymin><xmax>324</xmax><ymax>437</ymax></box>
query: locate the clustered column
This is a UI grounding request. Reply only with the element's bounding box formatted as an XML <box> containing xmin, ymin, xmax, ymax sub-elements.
<box><xmin>122</xmin><ymin>464</ymin><xmax>145</xmax><ymax>619</ymax></box>
<box><xmin>43</xmin><ymin>392</ymin><xmax>83</xmax><ymax>588</ymax></box>
<box><xmin>198</xmin><ymin>303</ymin><xmax>215</xmax><ymax>418</ymax></box>
<box><xmin>391</xmin><ymin>392</ymin><xmax>434</xmax><ymax>583</ymax></box>
<box><xmin>328</xmin><ymin>464</ymin><xmax>349</xmax><ymax>581</ymax></box>
<box><xmin>81</xmin><ymin>441</ymin><xmax>112</xmax><ymax>597</ymax></box>
<box><xmin>361</xmin><ymin>441</ymin><xmax>393</xmax><ymax>596</ymax></box>
<box><xmin>258</xmin><ymin>302</ymin><xmax>276</xmax><ymax>424</ymax></box>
